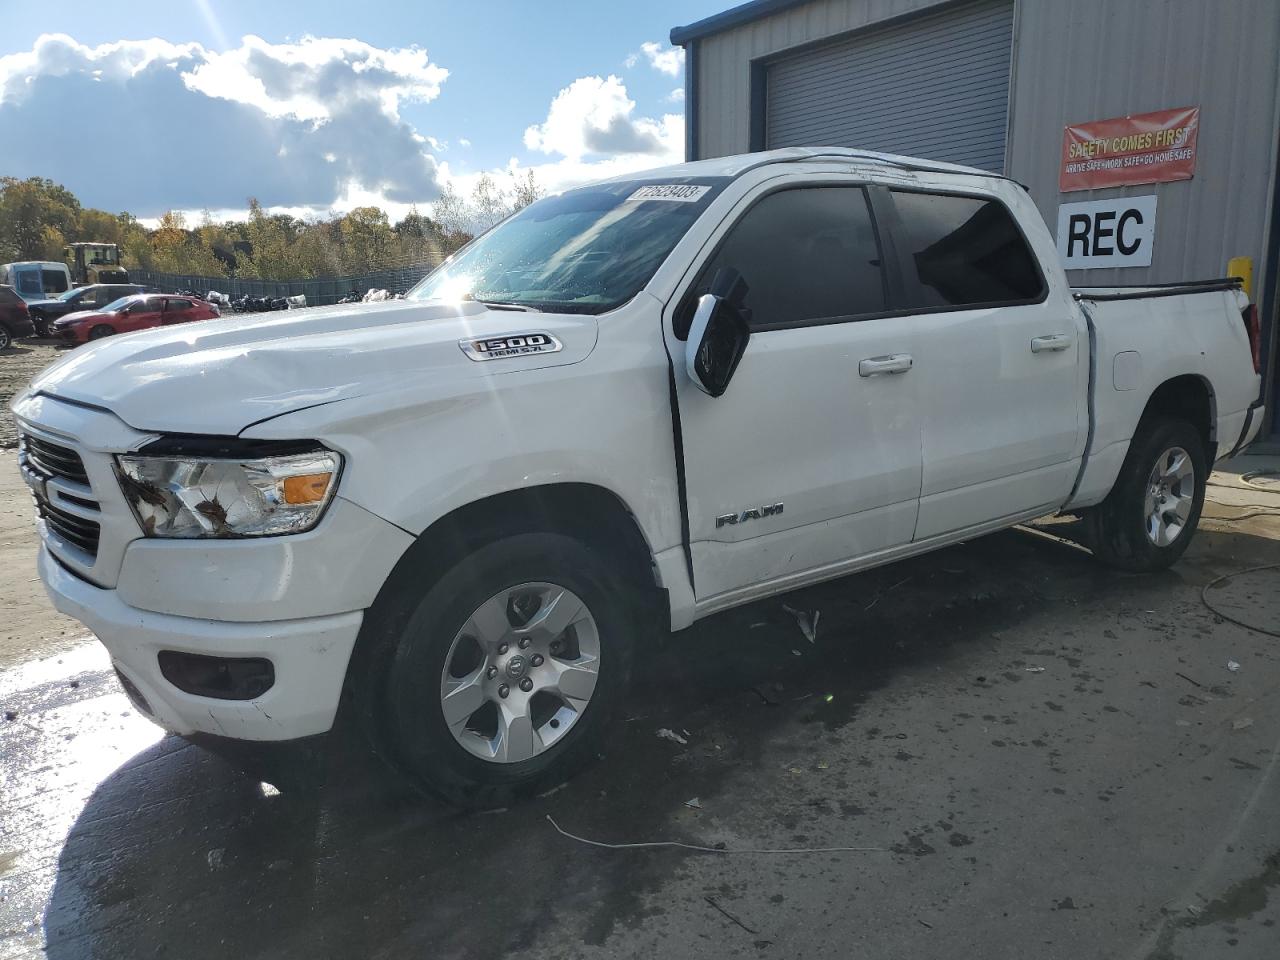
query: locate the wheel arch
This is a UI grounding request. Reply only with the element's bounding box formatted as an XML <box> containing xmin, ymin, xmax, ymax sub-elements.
<box><xmin>1137</xmin><ymin>373</ymin><xmax>1217</xmax><ymax>460</ymax></box>
<box><xmin>342</xmin><ymin>482</ymin><xmax>666</xmax><ymax>727</ymax></box>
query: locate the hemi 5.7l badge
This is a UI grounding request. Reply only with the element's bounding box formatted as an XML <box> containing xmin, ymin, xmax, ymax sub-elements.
<box><xmin>459</xmin><ymin>332</ymin><xmax>564</xmax><ymax>361</ymax></box>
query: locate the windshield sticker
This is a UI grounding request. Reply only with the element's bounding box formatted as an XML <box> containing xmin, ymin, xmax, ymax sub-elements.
<box><xmin>459</xmin><ymin>332</ymin><xmax>564</xmax><ymax>361</ymax></box>
<box><xmin>627</xmin><ymin>184</ymin><xmax>711</xmax><ymax>203</ymax></box>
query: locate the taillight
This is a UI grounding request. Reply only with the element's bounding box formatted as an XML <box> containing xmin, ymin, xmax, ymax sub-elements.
<box><xmin>1242</xmin><ymin>303</ymin><xmax>1261</xmax><ymax>373</ymax></box>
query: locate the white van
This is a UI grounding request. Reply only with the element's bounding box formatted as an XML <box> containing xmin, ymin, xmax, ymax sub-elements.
<box><xmin>0</xmin><ymin>261</ymin><xmax>73</xmax><ymax>303</ymax></box>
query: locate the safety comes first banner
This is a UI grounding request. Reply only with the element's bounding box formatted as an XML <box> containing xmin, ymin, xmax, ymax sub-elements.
<box><xmin>1060</xmin><ymin>106</ymin><xmax>1199</xmax><ymax>192</ymax></box>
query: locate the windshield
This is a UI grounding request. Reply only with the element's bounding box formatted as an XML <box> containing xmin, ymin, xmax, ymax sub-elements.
<box><xmin>407</xmin><ymin>177</ymin><xmax>728</xmax><ymax>314</ymax></box>
<box><xmin>100</xmin><ymin>296</ymin><xmax>136</xmax><ymax>312</ymax></box>
<box><xmin>57</xmin><ymin>288</ymin><xmax>85</xmax><ymax>301</ymax></box>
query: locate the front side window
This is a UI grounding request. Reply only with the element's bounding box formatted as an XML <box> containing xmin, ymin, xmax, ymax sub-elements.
<box><xmin>407</xmin><ymin>177</ymin><xmax>729</xmax><ymax>314</ymax></box>
<box><xmin>681</xmin><ymin>186</ymin><xmax>886</xmax><ymax>334</ymax></box>
<box><xmin>889</xmin><ymin>191</ymin><xmax>1045</xmax><ymax>309</ymax></box>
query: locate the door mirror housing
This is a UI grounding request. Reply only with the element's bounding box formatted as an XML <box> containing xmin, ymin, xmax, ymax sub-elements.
<box><xmin>684</xmin><ymin>269</ymin><xmax>750</xmax><ymax>397</ymax></box>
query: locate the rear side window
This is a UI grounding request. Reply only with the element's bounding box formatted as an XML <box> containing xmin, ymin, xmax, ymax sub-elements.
<box><xmin>889</xmin><ymin>191</ymin><xmax>1044</xmax><ymax>309</ymax></box>
<box><xmin>682</xmin><ymin>186</ymin><xmax>886</xmax><ymax>334</ymax></box>
<box><xmin>41</xmin><ymin>269</ymin><xmax>69</xmax><ymax>295</ymax></box>
<box><xmin>0</xmin><ymin>286</ymin><xmax>20</xmax><ymax>305</ymax></box>
<box><xmin>166</xmin><ymin>299</ymin><xmax>193</xmax><ymax>310</ymax></box>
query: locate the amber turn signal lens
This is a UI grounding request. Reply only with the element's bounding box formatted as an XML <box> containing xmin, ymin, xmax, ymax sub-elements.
<box><xmin>282</xmin><ymin>473</ymin><xmax>332</xmax><ymax>504</ymax></box>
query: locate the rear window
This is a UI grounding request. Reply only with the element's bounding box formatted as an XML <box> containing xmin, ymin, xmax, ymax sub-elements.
<box><xmin>889</xmin><ymin>190</ymin><xmax>1045</xmax><ymax>309</ymax></box>
<box><xmin>41</xmin><ymin>269</ymin><xmax>69</xmax><ymax>295</ymax></box>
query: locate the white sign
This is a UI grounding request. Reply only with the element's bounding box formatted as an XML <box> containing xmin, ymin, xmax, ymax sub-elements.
<box><xmin>1056</xmin><ymin>195</ymin><xmax>1158</xmax><ymax>269</ymax></box>
<box><xmin>627</xmin><ymin>184</ymin><xmax>711</xmax><ymax>203</ymax></box>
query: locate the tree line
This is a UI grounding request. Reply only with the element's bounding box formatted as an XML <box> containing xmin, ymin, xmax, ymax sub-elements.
<box><xmin>0</xmin><ymin>170</ymin><xmax>542</xmax><ymax>281</ymax></box>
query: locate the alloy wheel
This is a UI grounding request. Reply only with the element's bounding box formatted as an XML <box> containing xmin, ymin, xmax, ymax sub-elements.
<box><xmin>439</xmin><ymin>581</ymin><xmax>600</xmax><ymax>763</ymax></box>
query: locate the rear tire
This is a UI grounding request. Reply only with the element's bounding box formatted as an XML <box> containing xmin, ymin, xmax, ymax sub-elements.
<box><xmin>0</xmin><ymin>327</ymin><xmax>10</xmax><ymax>351</ymax></box>
<box><xmin>88</xmin><ymin>324</ymin><xmax>114</xmax><ymax>340</ymax></box>
<box><xmin>366</xmin><ymin>532</ymin><xmax>635</xmax><ymax>809</ymax></box>
<box><xmin>1086</xmin><ymin>416</ymin><xmax>1207</xmax><ymax>571</ymax></box>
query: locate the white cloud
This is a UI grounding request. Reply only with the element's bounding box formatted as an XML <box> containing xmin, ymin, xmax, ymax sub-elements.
<box><xmin>523</xmin><ymin>74</ymin><xmax>677</xmax><ymax>160</ymax></box>
<box><xmin>0</xmin><ymin>33</ymin><xmax>448</xmax><ymax>214</ymax></box>
<box><xmin>458</xmin><ymin>137</ymin><xmax>471</xmax><ymax>147</ymax></box>
<box><xmin>638</xmin><ymin>41</ymin><xmax>684</xmax><ymax>77</ymax></box>
<box><xmin>668</xmin><ymin>86</ymin><xmax>685</xmax><ymax>103</ymax></box>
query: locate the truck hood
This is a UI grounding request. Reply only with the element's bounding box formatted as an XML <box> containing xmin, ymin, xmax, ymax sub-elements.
<box><xmin>25</xmin><ymin>299</ymin><xmax>598</xmax><ymax>435</ymax></box>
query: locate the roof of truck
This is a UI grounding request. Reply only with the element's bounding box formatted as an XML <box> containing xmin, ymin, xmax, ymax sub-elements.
<box><xmin>595</xmin><ymin>147</ymin><xmax>1001</xmax><ymax>186</ymax></box>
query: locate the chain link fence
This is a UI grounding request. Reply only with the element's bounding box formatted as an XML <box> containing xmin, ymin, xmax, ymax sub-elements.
<box><xmin>130</xmin><ymin>260</ymin><xmax>444</xmax><ymax>306</ymax></box>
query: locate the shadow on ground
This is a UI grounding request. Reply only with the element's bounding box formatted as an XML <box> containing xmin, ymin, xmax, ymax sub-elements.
<box><xmin>39</xmin><ymin>522</ymin><xmax>1273</xmax><ymax>960</ymax></box>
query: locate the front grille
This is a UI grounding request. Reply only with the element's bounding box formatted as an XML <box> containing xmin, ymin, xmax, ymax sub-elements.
<box><xmin>22</xmin><ymin>435</ymin><xmax>90</xmax><ymax>485</ymax></box>
<box><xmin>37</xmin><ymin>498</ymin><xmax>101</xmax><ymax>556</ymax></box>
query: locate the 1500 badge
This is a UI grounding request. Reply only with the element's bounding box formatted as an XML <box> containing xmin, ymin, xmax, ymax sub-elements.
<box><xmin>459</xmin><ymin>332</ymin><xmax>564</xmax><ymax>361</ymax></box>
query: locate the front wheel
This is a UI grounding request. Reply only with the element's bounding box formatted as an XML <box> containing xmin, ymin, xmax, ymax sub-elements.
<box><xmin>87</xmin><ymin>324</ymin><xmax>114</xmax><ymax>340</ymax></box>
<box><xmin>0</xmin><ymin>326</ymin><xmax>11</xmax><ymax>351</ymax></box>
<box><xmin>371</xmin><ymin>533</ymin><xmax>635</xmax><ymax>808</ymax></box>
<box><xmin>1087</xmin><ymin>416</ymin><xmax>1207</xmax><ymax>571</ymax></box>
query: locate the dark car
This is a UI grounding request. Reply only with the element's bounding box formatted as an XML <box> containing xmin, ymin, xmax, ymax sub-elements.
<box><xmin>0</xmin><ymin>284</ymin><xmax>36</xmax><ymax>350</ymax></box>
<box><xmin>27</xmin><ymin>284</ymin><xmax>146</xmax><ymax>337</ymax></box>
<box><xmin>53</xmin><ymin>293</ymin><xmax>221</xmax><ymax>344</ymax></box>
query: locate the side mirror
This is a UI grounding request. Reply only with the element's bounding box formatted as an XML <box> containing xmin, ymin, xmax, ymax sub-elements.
<box><xmin>684</xmin><ymin>269</ymin><xmax>750</xmax><ymax>397</ymax></box>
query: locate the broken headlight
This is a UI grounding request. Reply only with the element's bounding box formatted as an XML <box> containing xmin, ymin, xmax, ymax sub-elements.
<box><xmin>115</xmin><ymin>449</ymin><xmax>341</xmax><ymax>538</ymax></box>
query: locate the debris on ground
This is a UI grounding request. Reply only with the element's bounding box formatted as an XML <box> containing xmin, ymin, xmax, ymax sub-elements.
<box><xmin>1175</xmin><ymin>671</ymin><xmax>1203</xmax><ymax>689</ymax></box>
<box><xmin>1232</xmin><ymin>718</ymin><xmax>1254</xmax><ymax>731</ymax></box>
<box><xmin>656</xmin><ymin>728</ymin><xmax>688</xmax><ymax>745</ymax></box>
<box><xmin>684</xmin><ymin>797</ymin><xmax>703</xmax><ymax>809</ymax></box>
<box><xmin>704</xmin><ymin>896</ymin><xmax>759</xmax><ymax>934</ymax></box>
<box><xmin>3</xmin><ymin>710</ymin><xmax>16</xmax><ymax>721</ymax></box>
<box><xmin>781</xmin><ymin>603</ymin><xmax>820</xmax><ymax>643</ymax></box>
<box><xmin>753</xmin><ymin>683</ymin><xmax>782</xmax><ymax>706</ymax></box>
<box><xmin>206</xmin><ymin>848</ymin><xmax>225</xmax><ymax>871</ymax></box>
<box><xmin>1025</xmin><ymin>666</ymin><xmax>1046</xmax><ymax>673</ymax></box>
<box><xmin>1227</xmin><ymin>660</ymin><xmax>1241</xmax><ymax>672</ymax></box>
<box><xmin>823</xmin><ymin>693</ymin><xmax>834</xmax><ymax>703</ymax></box>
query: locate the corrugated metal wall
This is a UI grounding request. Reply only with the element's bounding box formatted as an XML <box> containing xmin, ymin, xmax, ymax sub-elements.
<box><xmin>1007</xmin><ymin>0</ymin><xmax>1280</xmax><ymax>288</ymax></box>
<box><xmin>765</xmin><ymin>0</ymin><xmax>1013</xmax><ymax>171</ymax></box>
<box><xmin>692</xmin><ymin>0</ymin><xmax>1280</xmax><ymax>290</ymax></box>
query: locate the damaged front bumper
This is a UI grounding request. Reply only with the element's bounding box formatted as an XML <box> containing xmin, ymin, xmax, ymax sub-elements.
<box><xmin>39</xmin><ymin>545</ymin><xmax>362</xmax><ymax>741</ymax></box>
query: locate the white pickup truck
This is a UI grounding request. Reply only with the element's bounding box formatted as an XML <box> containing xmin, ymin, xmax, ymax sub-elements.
<box><xmin>12</xmin><ymin>148</ymin><xmax>1264</xmax><ymax>806</ymax></box>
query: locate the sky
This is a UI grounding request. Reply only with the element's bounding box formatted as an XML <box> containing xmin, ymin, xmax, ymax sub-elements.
<box><xmin>0</xmin><ymin>0</ymin><xmax>729</xmax><ymax>223</ymax></box>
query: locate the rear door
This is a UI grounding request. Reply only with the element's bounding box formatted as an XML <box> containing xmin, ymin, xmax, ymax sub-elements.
<box><xmin>161</xmin><ymin>298</ymin><xmax>193</xmax><ymax>324</ymax></box>
<box><xmin>879</xmin><ymin>187</ymin><xmax>1086</xmax><ymax>539</ymax></box>
<box><xmin>668</xmin><ymin>179</ymin><xmax>922</xmax><ymax>603</ymax></box>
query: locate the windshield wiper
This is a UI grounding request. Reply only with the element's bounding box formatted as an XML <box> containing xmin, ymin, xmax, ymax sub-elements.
<box><xmin>464</xmin><ymin>295</ymin><xmax>541</xmax><ymax>313</ymax></box>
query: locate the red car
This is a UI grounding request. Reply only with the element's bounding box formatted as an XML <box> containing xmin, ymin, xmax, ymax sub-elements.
<box><xmin>52</xmin><ymin>293</ymin><xmax>220</xmax><ymax>344</ymax></box>
<box><xmin>0</xmin><ymin>284</ymin><xmax>36</xmax><ymax>350</ymax></box>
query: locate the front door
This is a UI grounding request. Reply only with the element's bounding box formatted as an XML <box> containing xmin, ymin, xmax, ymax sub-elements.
<box><xmin>667</xmin><ymin>181</ymin><xmax>923</xmax><ymax>603</ymax></box>
<box><xmin>877</xmin><ymin>188</ymin><xmax>1087</xmax><ymax>540</ymax></box>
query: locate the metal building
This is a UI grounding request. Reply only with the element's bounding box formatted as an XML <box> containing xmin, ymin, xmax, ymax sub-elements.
<box><xmin>671</xmin><ymin>0</ymin><xmax>1280</xmax><ymax>438</ymax></box>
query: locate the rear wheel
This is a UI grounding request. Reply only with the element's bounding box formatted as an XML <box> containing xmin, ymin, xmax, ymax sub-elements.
<box><xmin>87</xmin><ymin>324</ymin><xmax>114</xmax><ymax>340</ymax></box>
<box><xmin>370</xmin><ymin>532</ymin><xmax>635</xmax><ymax>809</ymax></box>
<box><xmin>1087</xmin><ymin>416</ymin><xmax>1207</xmax><ymax>571</ymax></box>
<box><xmin>0</xmin><ymin>326</ymin><xmax>10</xmax><ymax>351</ymax></box>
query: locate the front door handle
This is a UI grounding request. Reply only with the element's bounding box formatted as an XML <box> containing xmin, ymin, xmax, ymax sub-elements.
<box><xmin>858</xmin><ymin>354</ymin><xmax>913</xmax><ymax>377</ymax></box>
<box><xmin>1031</xmin><ymin>334</ymin><xmax>1073</xmax><ymax>353</ymax></box>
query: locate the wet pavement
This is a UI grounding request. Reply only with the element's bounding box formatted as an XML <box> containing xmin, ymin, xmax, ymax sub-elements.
<box><xmin>2</xmin><ymin>462</ymin><xmax>1280</xmax><ymax>960</ymax></box>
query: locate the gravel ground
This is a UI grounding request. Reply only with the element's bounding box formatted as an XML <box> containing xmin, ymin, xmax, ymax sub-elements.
<box><xmin>0</xmin><ymin>340</ymin><xmax>67</xmax><ymax>447</ymax></box>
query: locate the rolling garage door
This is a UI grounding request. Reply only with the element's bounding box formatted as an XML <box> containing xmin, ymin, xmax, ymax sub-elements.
<box><xmin>765</xmin><ymin>0</ymin><xmax>1015</xmax><ymax>171</ymax></box>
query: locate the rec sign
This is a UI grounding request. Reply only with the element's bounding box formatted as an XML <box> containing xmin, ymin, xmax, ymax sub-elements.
<box><xmin>1060</xmin><ymin>106</ymin><xmax>1199</xmax><ymax>192</ymax></box>
<box><xmin>1056</xmin><ymin>196</ymin><xmax>1158</xmax><ymax>269</ymax></box>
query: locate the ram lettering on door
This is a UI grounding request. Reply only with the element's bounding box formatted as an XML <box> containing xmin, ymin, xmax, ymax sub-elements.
<box><xmin>1056</xmin><ymin>196</ymin><xmax>1157</xmax><ymax>269</ymax></box>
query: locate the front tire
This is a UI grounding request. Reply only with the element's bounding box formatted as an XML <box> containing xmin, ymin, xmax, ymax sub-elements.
<box><xmin>0</xmin><ymin>326</ymin><xmax>11</xmax><ymax>351</ymax></box>
<box><xmin>1087</xmin><ymin>416</ymin><xmax>1207</xmax><ymax>571</ymax></box>
<box><xmin>371</xmin><ymin>533</ymin><xmax>635</xmax><ymax>809</ymax></box>
<box><xmin>87</xmin><ymin>324</ymin><xmax>114</xmax><ymax>340</ymax></box>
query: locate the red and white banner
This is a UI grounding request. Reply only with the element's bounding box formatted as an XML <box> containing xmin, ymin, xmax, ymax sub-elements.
<box><xmin>1059</xmin><ymin>106</ymin><xmax>1199</xmax><ymax>192</ymax></box>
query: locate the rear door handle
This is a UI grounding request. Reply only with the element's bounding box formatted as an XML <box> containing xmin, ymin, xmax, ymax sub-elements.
<box><xmin>858</xmin><ymin>354</ymin><xmax>913</xmax><ymax>377</ymax></box>
<box><xmin>1031</xmin><ymin>334</ymin><xmax>1073</xmax><ymax>353</ymax></box>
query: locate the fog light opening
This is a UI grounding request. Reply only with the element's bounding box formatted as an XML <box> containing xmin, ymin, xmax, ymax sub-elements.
<box><xmin>157</xmin><ymin>651</ymin><xmax>276</xmax><ymax>701</ymax></box>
